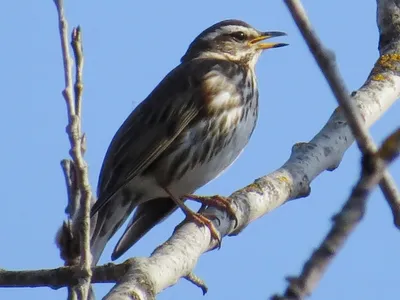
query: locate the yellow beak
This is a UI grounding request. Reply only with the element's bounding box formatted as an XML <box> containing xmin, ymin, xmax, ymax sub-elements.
<box><xmin>249</xmin><ymin>31</ymin><xmax>288</xmax><ymax>50</ymax></box>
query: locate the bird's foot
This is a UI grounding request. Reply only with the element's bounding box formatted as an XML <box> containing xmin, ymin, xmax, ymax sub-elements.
<box><xmin>185</xmin><ymin>194</ymin><xmax>238</xmax><ymax>227</ymax></box>
<box><xmin>163</xmin><ymin>187</ymin><xmax>222</xmax><ymax>247</ymax></box>
<box><xmin>184</xmin><ymin>210</ymin><xmax>222</xmax><ymax>248</ymax></box>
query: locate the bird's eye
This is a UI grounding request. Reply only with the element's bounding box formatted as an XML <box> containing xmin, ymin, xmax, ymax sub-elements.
<box><xmin>230</xmin><ymin>31</ymin><xmax>246</xmax><ymax>41</ymax></box>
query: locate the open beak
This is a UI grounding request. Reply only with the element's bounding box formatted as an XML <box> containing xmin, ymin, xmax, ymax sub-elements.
<box><xmin>249</xmin><ymin>31</ymin><xmax>288</xmax><ymax>50</ymax></box>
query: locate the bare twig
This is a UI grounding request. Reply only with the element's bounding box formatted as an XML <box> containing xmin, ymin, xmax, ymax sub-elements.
<box><xmin>71</xmin><ymin>27</ymin><xmax>84</xmax><ymax>120</ymax></box>
<box><xmin>53</xmin><ymin>2</ymin><xmax>80</xmax><ymax>299</ymax></box>
<box><xmin>0</xmin><ymin>262</ymin><xmax>131</xmax><ymax>288</ymax></box>
<box><xmin>61</xmin><ymin>159</ymin><xmax>80</xmax><ymax>216</ymax></box>
<box><xmin>284</xmin><ymin>0</ymin><xmax>400</xmax><ymax>228</ymax></box>
<box><xmin>69</xmin><ymin>25</ymin><xmax>93</xmax><ymax>287</ymax></box>
<box><xmin>53</xmin><ymin>0</ymin><xmax>92</xmax><ymax>299</ymax></box>
<box><xmin>272</xmin><ymin>128</ymin><xmax>400</xmax><ymax>299</ymax></box>
<box><xmin>53</xmin><ymin>0</ymin><xmax>75</xmax><ymax>117</ymax></box>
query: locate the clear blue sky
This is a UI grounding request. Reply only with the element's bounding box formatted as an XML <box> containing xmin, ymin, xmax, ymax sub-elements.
<box><xmin>1</xmin><ymin>0</ymin><xmax>399</xmax><ymax>299</ymax></box>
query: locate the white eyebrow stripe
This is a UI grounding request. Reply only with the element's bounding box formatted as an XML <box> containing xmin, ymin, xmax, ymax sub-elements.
<box><xmin>202</xmin><ymin>26</ymin><xmax>258</xmax><ymax>40</ymax></box>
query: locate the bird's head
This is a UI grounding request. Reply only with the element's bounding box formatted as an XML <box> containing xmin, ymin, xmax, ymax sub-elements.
<box><xmin>181</xmin><ymin>19</ymin><xmax>288</xmax><ymax>67</ymax></box>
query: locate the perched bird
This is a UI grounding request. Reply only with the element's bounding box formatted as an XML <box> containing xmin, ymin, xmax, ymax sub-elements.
<box><xmin>90</xmin><ymin>19</ymin><xmax>287</xmax><ymax>264</ymax></box>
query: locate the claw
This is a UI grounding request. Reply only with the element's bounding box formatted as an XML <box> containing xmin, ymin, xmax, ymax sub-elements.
<box><xmin>185</xmin><ymin>211</ymin><xmax>222</xmax><ymax>248</ymax></box>
<box><xmin>185</xmin><ymin>194</ymin><xmax>238</xmax><ymax>228</ymax></box>
<box><xmin>163</xmin><ymin>187</ymin><xmax>222</xmax><ymax>247</ymax></box>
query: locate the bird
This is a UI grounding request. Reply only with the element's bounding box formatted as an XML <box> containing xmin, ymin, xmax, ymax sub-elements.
<box><xmin>90</xmin><ymin>19</ymin><xmax>287</xmax><ymax>265</ymax></box>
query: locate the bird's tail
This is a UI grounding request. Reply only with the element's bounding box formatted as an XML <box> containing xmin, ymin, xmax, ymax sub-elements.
<box><xmin>88</xmin><ymin>197</ymin><xmax>177</xmax><ymax>298</ymax></box>
<box><xmin>90</xmin><ymin>196</ymin><xmax>136</xmax><ymax>266</ymax></box>
<box><xmin>111</xmin><ymin>197</ymin><xmax>177</xmax><ymax>260</ymax></box>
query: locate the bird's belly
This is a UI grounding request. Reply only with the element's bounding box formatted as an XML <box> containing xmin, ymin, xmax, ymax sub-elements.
<box><xmin>165</xmin><ymin>112</ymin><xmax>257</xmax><ymax>196</ymax></box>
<box><xmin>169</xmin><ymin>142</ymin><xmax>243</xmax><ymax>193</ymax></box>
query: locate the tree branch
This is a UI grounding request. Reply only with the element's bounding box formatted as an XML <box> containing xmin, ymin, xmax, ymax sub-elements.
<box><xmin>271</xmin><ymin>0</ymin><xmax>400</xmax><ymax>297</ymax></box>
<box><xmin>284</xmin><ymin>0</ymin><xmax>400</xmax><ymax>228</ymax></box>
<box><xmin>0</xmin><ymin>262</ymin><xmax>131</xmax><ymax>289</ymax></box>
<box><xmin>272</xmin><ymin>128</ymin><xmax>400</xmax><ymax>299</ymax></box>
<box><xmin>61</xmin><ymin>159</ymin><xmax>80</xmax><ymax>217</ymax></box>
<box><xmin>53</xmin><ymin>0</ymin><xmax>92</xmax><ymax>299</ymax></box>
<box><xmin>69</xmin><ymin>25</ymin><xmax>92</xmax><ymax>285</ymax></box>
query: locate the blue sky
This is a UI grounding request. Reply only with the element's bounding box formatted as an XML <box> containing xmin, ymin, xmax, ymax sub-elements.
<box><xmin>1</xmin><ymin>0</ymin><xmax>399</xmax><ymax>299</ymax></box>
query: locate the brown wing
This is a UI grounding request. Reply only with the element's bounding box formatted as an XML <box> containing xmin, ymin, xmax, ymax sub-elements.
<box><xmin>91</xmin><ymin>59</ymin><xmax>224</xmax><ymax>216</ymax></box>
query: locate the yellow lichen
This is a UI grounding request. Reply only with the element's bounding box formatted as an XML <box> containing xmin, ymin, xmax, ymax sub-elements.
<box><xmin>376</xmin><ymin>53</ymin><xmax>400</xmax><ymax>70</ymax></box>
<box><xmin>371</xmin><ymin>73</ymin><xmax>387</xmax><ymax>81</ymax></box>
<box><xmin>277</xmin><ymin>176</ymin><xmax>290</xmax><ymax>184</ymax></box>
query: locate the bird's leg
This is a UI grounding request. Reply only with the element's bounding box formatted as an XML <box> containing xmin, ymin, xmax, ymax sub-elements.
<box><xmin>184</xmin><ymin>194</ymin><xmax>238</xmax><ymax>227</ymax></box>
<box><xmin>164</xmin><ymin>188</ymin><xmax>221</xmax><ymax>246</ymax></box>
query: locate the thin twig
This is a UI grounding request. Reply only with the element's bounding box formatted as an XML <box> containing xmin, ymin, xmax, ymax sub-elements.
<box><xmin>0</xmin><ymin>261</ymin><xmax>132</xmax><ymax>288</ymax></box>
<box><xmin>71</xmin><ymin>26</ymin><xmax>84</xmax><ymax>123</ymax></box>
<box><xmin>70</xmin><ymin>25</ymin><xmax>93</xmax><ymax>288</ymax></box>
<box><xmin>61</xmin><ymin>159</ymin><xmax>80</xmax><ymax>216</ymax></box>
<box><xmin>284</xmin><ymin>0</ymin><xmax>400</xmax><ymax>227</ymax></box>
<box><xmin>53</xmin><ymin>0</ymin><xmax>75</xmax><ymax>117</ymax></box>
<box><xmin>53</xmin><ymin>0</ymin><xmax>92</xmax><ymax>299</ymax></box>
<box><xmin>53</xmin><ymin>2</ymin><xmax>80</xmax><ymax>299</ymax></box>
<box><xmin>272</xmin><ymin>128</ymin><xmax>400</xmax><ymax>299</ymax></box>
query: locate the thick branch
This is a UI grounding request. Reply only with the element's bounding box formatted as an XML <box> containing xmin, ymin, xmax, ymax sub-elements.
<box><xmin>272</xmin><ymin>128</ymin><xmax>400</xmax><ymax>299</ymax></box>
<box><xmin>284</xmin><ymin>0</ymin><xmax>400</xmax><ymax>228</ymax></box>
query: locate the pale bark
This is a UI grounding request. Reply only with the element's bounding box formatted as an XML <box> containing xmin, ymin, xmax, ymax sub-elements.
<box><xmin>53</xmin><ymin>0</ymin><xmax>93</xmax><ymax>298</ymax></box>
